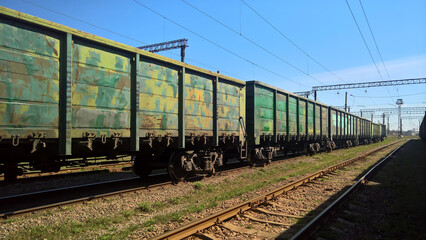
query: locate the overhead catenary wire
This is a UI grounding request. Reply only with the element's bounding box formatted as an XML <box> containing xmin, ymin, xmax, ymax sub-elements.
<box><xmin>19</xmin><ymin>0</ymin><xmax>247</xmax><ymax>80</ymax></box>
<box><xmin>345</xmin><ymin>0</ymin><xmax>394</xmax><ymax>104</ymax></box>
<box><xmin>358</xmin><ymin>0</ymin><xmax>399</xmax><ymax>100</ymax></box>
<box><xmin>239</xmin><ymin>0</ymin><xmax>375</xmax><ymax>100</ymax></box>
<box><xmin>240</xmin><ymin>0</ymin><xmax>348</xmax><ymax>84</ymax></box>
<box><xmin>132</xmin><ymin>0</ymin><xmax>310</xmax><ymax>88</ymax></box>
<box><xmin>358</xmin><ymin>0</ymin><xmax>392</xmax><ymax>81</ymax></box>
<box><xmin>181</xmin><ymin>0</ymin><xmax>327</xmax><ymax>86</ymax></box>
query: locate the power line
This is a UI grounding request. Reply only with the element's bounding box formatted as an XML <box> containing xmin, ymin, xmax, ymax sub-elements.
<box><xmin>345</xmin><ymin>0</ymin><xmax>394</xmax><ymax>103</ymax></box>
<box><xmin>240</xmin><ymin>0</ymin><xmax>348</xmax><ymax>84</ymax></box>
<box><xmin>21</xmin><ymin>0</ymin><xmax>148</xmax><ymax>45</ymax></box>
<box><xmin>19</xmin><ymin>0</ymin><xmax>247</xmax><ymax>81</ymax></box>
<box><xmin>181</xmin><ymin>0</ymin><xmax>326</xmax><ymax>85</ymax></box>
<box><xmin>358</xmin><ymin>0</ymin><xmax>392</xmax><ymax>80</ymax></box>
<box><xmin>345</xmin><ymin>0</ymin><xmax>383</xmax><ymax>80</ymax></box>
<box><xmin>358</xmin><ymin>0</ymin><xmax>399</xmax><ymax>102</ymax></box>
<box><xmin>132</xmin><ymin>0</ymin><xmax>309</xmax><ymax>88</ymax></box>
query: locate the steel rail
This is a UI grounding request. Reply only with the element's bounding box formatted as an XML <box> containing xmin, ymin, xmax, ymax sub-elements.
<box><xmin>288</xmin><ymin>140</ymin><xmax>407</xmax><ymax>240</ymax></box>
<box><xmin>0</xmin><ymin>175</ymin><xmax>167</xmax><ymax>219</ymax></box>
<box><xmin>150</xmin><ymin>140</ymin><xmax>403</xmax><ymax>240</ymax></box>
<box><xmin>0</xmin><ymin>162</ymin><xmax>132</xmax><ymax>181</ymax></box>
<box><xmin>0</xmin><ymin>161</ymin><xmax>248</xmax><ymax>219</ymax></box>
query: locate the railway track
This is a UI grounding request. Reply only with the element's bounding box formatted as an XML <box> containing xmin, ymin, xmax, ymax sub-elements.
<box><xmin>288</xmin><ymin>141</ymin><xmax>407</xmax><ymax>240</ymax></box>
<box><xmin>0</xmin><ymin>158</ymin><xmax>250</xmax><ymax>218</ymax></box>
<box><xmin>0</xmin><ymin>175</ymin><xmax>166</xmax><ymax>219</ymax></box>
<box><xmin>150</xmin><ymin>140</ymin><xmax>405</xmax><ymax>240</ymax></box>
<box><xmin>0</xmin><ymin>161</ymin><xmax>132</xmax><ymax>182</ymax></box>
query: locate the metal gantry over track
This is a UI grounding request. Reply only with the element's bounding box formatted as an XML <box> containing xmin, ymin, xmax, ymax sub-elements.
<box><xmin>138</xmin><ymin>38</ymin><xmax>189</xmax><ymax>62</ymax></box>
<box><xmin>294</xmin><ymin>77</ymin><xmax>426</xmax><ymax>100</ymax></box>
<box><xmin>352</xmin><ymin>107</ymin><xmax>426</xmax><ymax>115</ymax></box>
<box><xmin>312</xmin><ymin>78</ymin><xmax>426</xmax><ymax>91</ymax></box>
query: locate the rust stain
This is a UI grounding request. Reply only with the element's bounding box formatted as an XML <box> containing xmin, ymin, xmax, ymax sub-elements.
<box><xmin>44</xmin><ymin>36</ymin><xmax>58</xmax><ymax>56</ymax></box>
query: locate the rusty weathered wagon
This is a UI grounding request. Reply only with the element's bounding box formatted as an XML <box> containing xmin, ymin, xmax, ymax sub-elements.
<box><xmin>0</xmin><ymin>6</ymin><xmax>246</xmax><ymax>181</ymax></box>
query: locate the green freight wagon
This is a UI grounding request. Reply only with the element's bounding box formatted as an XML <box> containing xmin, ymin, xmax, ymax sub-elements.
<box><xmin>0</xmin><ymin>6</ymin><xmax>246</xmax><ymax>181</ymax></box>
<box><xmin>371</xmin><ymin>123</ymin><xmax>382</xmax><ymax>142</ymax></box>
<box><xmin>330</xmin><ymin>108</ymin><xmax>361</xmax><ymax>148</ymax></box>
<box><xmin>246</xmin><ymin>81</ymin><xmax>332</xmax><ymax>163</ymax></box>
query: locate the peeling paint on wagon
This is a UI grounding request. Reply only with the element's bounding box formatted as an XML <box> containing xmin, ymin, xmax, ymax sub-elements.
<box><xmin>138</xmin><ymin>60</ymin><xmax>179</xmax><ymax>136</ymax></box>
<box><xmin>308</xmin><ymin>102</ymin><xmax>314</xmax><ymax>135</ymax></box>
<box><xmin>71</xmin><ymin>41</ymin><xmax>131</xmax><ymax>136</ymax></box>
<box><xmin>276</xmin><ymin>93</ymin><xmax>287</xmax><ymax>134</ymax></box>
<box><xmin>184</xmin><ymin>73</ymin><xmax>213</xmax><ymax>133</ymax></box>
<box><xmin>0</xmin><ymin>102</ymin><xmax>58</xmax><ymax>127</ymax></box>
<box><xmin>0</xmin><ymin>18</ymin><xmax>60</xmax><ymax>139</ymax></box>
<box><xmin>72</xmin><ymin>44</ymin><xmax>129</xmax><ymax>73</ymax></box>
<box><xmin>288</xmin><ymin>96</ymin><xmax>297</xmax><ymax>135</ymax></box>
<box><xmin>299</xmin><ymin>100</ymin><xmax>306</xmax><ymax>135</ymax></box>
<box><xmin>218</xmin><ymin>82</ymin><xmax>243</xmax><ymax>135</ymax></box>
<box><xmin>0</xmin><ymin>19</ymin><xmax>60</xmax><ymax>58</ymax></box>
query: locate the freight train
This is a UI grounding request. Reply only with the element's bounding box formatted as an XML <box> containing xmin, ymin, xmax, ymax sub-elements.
<box><xmin>0</xmin><ymin>7</ymin><xmax>386</xmax><ymax>181</ymax></box>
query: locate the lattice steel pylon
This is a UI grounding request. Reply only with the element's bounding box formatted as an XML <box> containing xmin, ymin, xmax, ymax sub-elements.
<box><xmin>138</xmin><ymin>38</ymin><xmax>188</xmax><ymax>62</ymax></box>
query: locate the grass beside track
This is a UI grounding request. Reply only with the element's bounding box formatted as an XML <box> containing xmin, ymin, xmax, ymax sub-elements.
<box><xmin>7</xmin><ymin>137</ymin><xmax>402</xmax><ymax>239</ymax></box>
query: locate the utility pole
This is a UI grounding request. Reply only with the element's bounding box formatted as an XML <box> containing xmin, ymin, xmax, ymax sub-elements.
<box><xmin>382</xmin><ymin>112</ymin><xmax>385</xmax><ymax>125</ymax></box>
<box><xmin>387</xmin><ymin>116</ymin><xmax>390</xmax><ymax>135</ymax></box>
<box><xmin>396</xmin><ymin>99</ymin><xmax>404</xmax><ymax>137</ymax></box>
<box><xmin>345</xmin><ymin>92</ymin><xmax>347</xmax><ymax>112</ymax></box>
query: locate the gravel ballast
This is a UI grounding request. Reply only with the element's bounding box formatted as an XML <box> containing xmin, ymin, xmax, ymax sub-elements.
<box><xmin>0</xmin><ymin>138</ymin><xmax>401</xmax><ymax>239</ymax></box>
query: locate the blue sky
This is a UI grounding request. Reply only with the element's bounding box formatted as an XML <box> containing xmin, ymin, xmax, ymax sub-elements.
<box><xmin>1</xmin><ymin>0</ymin><xmax>425</xmax><ymax>131</ymax></box>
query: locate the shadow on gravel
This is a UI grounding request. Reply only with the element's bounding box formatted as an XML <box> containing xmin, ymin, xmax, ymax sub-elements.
<box><xmin>277</xmin><ymin>139</ymin><xmax>426</xmax><ymax>240</ymax></box>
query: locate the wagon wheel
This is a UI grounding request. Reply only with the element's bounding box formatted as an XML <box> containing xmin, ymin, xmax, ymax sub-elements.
<box><xmin>132</xmin><ymin>155</ymin><xmax>152</xmax><ymax>178</ymax></box>
<box><xmin>168</xmin><ymin>151</ymin><xmax>189</xmax><ymax>182</ymax></box>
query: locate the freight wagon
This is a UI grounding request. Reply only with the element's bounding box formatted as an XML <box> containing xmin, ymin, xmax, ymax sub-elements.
<box><xmin>0</xmin><ymin>6</ymin><xmax>246</xmax><ymax>181</ymax></box>
<box><xmin>0</xmin><ymin>6</ymin><xmax>385</xmax><ymax>181</ymax></box>
<box><xmin>245</xmin><ymin>81</ymin><xmax>383</xmax><ymax>163</ymax></box>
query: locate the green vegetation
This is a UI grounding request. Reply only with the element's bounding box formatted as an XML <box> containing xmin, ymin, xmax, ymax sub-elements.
<box><xmin>9</xmin><ymin>137</ymin><xmax>400</xmax><ymax>239</ymax></box>
<box><xmin>138</xmin><ymin>201</ymin><xmax>152</xmax><ymax>212</ymax></box>
<box><xmin>193</xmin><ymin>181</ymin><xmax>203</xmax><ymax>190</ymax></box>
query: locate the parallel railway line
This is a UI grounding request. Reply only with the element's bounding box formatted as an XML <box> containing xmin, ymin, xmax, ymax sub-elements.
<box><xmin>0</xmin><ymin>161</ymin><xmax>132</xmax><ymax>182</ymax></box>
<box><xmin>150</xmin><ymin>140</ymin><xmax>404</xmax><ymax>240</ymax></box>
<box><xmin>0</xmin><ymin>159</ymin><xmax>250</xmax><ymax>218</ymax></box>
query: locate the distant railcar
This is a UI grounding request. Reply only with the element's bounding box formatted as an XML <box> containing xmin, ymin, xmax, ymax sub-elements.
<box><xmin>244</xmin><ymin>81</ymin><xmax>382</xmax><ymax>163</ymax></box>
